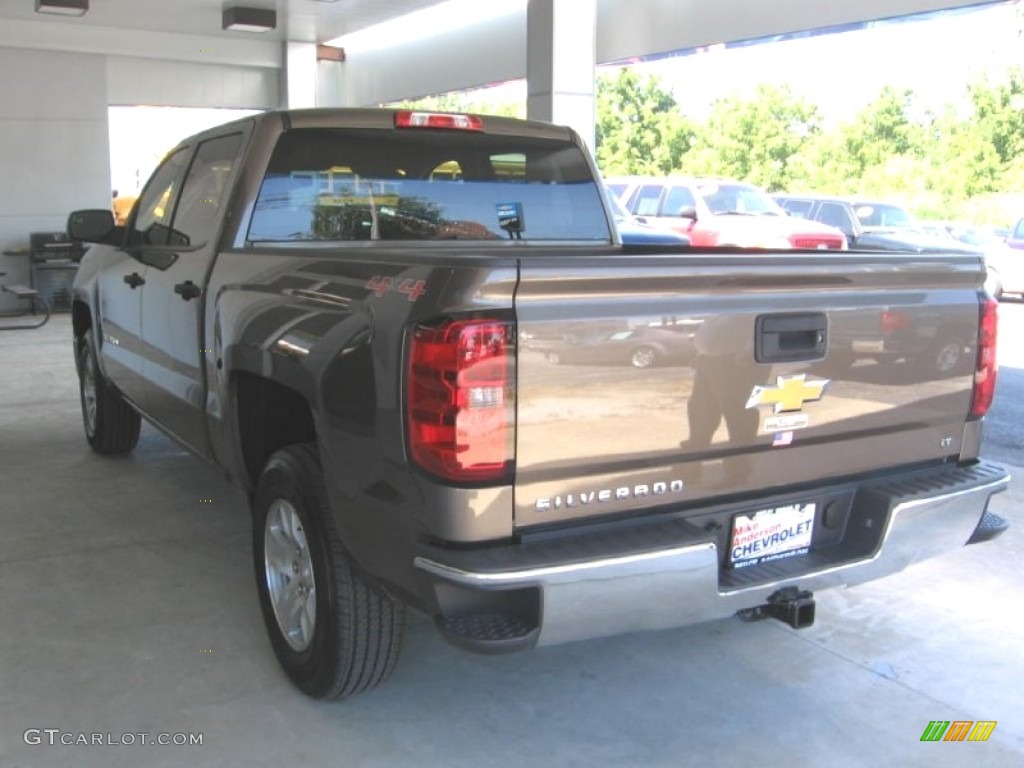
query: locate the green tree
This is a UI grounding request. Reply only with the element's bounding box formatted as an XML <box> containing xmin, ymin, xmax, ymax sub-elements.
<box><xmin>594</xmin><ymin>69</ymin><xmax>694</xmax><ymax>175</ymax></box>
<box><xmin>969</xmin><ymin>68</ymin><xmax>1024</xmax><ymax>172</ymax></box>
<box><xmin>850</xmin><ymin>87</ymin><xmax>923</xmax><ymax>164</ymax></box>
<box><xmin>682</xmin><ymin>84</ymin><xmax>821</xmax><ymax>191</ymax></box>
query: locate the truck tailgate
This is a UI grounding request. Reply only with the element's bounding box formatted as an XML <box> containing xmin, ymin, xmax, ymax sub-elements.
<box><xmin>513</xmin><ymin>251</ymin><xmax>985</xmax><ymax>529</ymax></box>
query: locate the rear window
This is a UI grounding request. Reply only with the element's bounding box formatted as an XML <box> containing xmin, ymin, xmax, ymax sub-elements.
<box><xmin>778</xmin><ymin>198</ymin><xmax>813</xmax><ymax>218</ymax></box>
<box><xmin>248</xmin><ymin>128</ymin><xmax>609</xmax><ymax>243</ymax></box>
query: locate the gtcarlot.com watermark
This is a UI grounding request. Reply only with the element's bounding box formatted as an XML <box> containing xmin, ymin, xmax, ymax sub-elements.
<box><xmin>24</xmin><ymin>729</ymin><xmax>203</xmax><ymax>747</ymax></box>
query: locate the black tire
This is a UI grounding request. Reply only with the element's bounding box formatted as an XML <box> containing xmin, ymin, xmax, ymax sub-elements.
<box><xmin>77</xmin><ymin>329</ymin><xmax>141</xmax><ymax>455</ymax></box>
<box><xmin>253</xmin><ymin>444</ymin><xmax>404</xmax><ymax>700</ymax></box>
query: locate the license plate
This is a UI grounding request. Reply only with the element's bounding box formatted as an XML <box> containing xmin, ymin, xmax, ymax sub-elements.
<box><xmin>729</xmin><ymin>502</ymin><xmax>815</xmax><ymax>568</ymax></box>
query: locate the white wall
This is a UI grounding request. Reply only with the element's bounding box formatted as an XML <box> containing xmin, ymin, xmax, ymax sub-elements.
<box><xmin>0</xmin><ymin>48</ymin><xmax>109</xmax><ymax>311</ymax></box>
<box><xmin>107</xmin><ymin>56</ymin><xmax>280</xmax><ymax>110</ymax></box>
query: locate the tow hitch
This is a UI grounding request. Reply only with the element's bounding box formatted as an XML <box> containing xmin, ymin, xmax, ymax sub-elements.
<box><xmin>738</xmin><ymin>587</ymin><xmax>816</xmax><ymax>629</ymax></box>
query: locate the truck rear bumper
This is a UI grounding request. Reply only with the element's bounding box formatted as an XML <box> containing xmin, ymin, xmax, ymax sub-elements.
<box><xmin>414</xmin><ymin>461</ymin><xmax>1009</xmax><ymax>651</ymax></box>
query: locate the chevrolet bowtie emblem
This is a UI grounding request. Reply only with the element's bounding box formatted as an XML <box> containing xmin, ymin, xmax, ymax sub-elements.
<box><xmin>746</xmin><ymin>374</ymin><xmax>830</xmax><ymax>413</ymax></box>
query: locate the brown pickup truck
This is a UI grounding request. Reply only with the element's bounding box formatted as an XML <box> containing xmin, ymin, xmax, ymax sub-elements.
<box><xmin>67</xmin><ymin>109</ymin><xmax>1010</xmax><ymax>700</ymax></box>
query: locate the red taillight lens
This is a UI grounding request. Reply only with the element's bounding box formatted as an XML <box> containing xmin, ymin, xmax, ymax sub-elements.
<box><xmin>407</xmin><ymin>318</ymin><xmax>514</xmax><ymax>483</ymax></box>
<box><xmin>970</xmin><ymin>297</ymin><xmax>999</xmax><ymax>419</ymax></box>
<box><xmin>394</xmin><ymin>111</ymin><xmax>484</xmax><ymax>131</ymax></box>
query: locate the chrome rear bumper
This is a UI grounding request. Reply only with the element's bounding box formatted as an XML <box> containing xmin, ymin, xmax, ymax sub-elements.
<box><xmin>415</xmin><ymin>461</ymin><xmax>1009</xmax><ymax>649</ymax></box>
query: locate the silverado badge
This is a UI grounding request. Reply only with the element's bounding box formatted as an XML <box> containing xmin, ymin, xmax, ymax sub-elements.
<box><xmin>746</xmin><ymin>374</ymin><xmax>830</xmax><ymax>413</ymax></box>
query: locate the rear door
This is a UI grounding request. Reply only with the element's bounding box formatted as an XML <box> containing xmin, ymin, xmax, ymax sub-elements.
<box><xmin>513</xmin><ymin>251</ymin><xmax>982</xmax><ymax>530</ymax></box>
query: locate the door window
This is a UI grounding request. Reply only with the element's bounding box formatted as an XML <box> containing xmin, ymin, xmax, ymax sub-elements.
<box><xmin>170</xmin><ymin>134</ymin><xmax>244</xmax><ymax>246</ymax></box>
<box><xmin>132</xmin><ymin>149</ymin><xmax>190</xmax><ymax>246</ymax></box>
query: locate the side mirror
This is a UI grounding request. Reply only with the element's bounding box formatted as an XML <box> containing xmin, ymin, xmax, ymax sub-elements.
<box><xmin>678</xmin><ymin>205</ymin><xmax>698</xmax><ymax>221</ymax></box>
<box><xmin>67</xmin><ymin>209</ymin><xmax>117</xmax><ymax>244</ymax></box>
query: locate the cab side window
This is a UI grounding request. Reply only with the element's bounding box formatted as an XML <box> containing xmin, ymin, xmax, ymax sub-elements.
<box><xmin>171</xmin><ymin>134</ymin><xmax>244</xmax><ymax>246</ymax></box>
<box><xmin>663</xmin><ymin>185</ymin><xmax>696</xmax><ymax>216</ymax></box>
<box><xmin>132</xmin><ymin>149</ymin><xmax>190</xmax><ymax>246</ymax></box>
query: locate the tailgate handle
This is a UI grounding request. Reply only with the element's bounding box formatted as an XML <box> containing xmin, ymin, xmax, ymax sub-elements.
<box><xmin>755</xmin><ymin>313</ymin><xmax>827</xmax><ymax>363</ymax></box>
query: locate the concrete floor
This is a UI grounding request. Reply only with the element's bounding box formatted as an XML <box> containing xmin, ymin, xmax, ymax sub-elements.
<box><xmin>1</xmin><ymin>312</ymin><xmax>1022</xmax><ymax>768</ymax></box>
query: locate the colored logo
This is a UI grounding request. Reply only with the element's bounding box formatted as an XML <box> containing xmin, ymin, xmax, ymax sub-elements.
<box><xmin>746</xmin><ymin>374</ymin><xmax>829</xmax><ymax>413</ymax></box>
<box><xmin>920</xmin><ymin>720</ymin><xmax>997</xmax><ymax>742</ymax></box>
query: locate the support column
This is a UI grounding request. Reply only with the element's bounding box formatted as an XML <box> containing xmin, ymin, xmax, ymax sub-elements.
<box><xmin>284</xmin><ymin>41</ymin><xmax>317</xmax><ymax>109</ymax></box>
<box><xmin>526</xmin><ymin>0</ymin><xmax>597</xmax><ymax>150</ymax></box>
<box><xmin>316</xmin><ymin>59</ymin><xmax>347</xmax><ymax>107</ymax></box>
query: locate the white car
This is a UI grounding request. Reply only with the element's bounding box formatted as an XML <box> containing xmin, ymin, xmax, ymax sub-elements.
<box><xmin>984</xmin><ymin>245</ymin><xmax>1024</xmax><ymax>299</ymax></box>
<box><xmin>945</xmin><ymin>223</ymin><xmax>1024</xmax><ymax>300</ymax></box>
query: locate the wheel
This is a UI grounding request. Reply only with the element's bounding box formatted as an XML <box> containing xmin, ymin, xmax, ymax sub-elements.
<box><xmin>631</xmin><ymin>345</ymin><xmax>658</xmax><ymax>368</ymax></box>
<box><xmin>253</xmin><ymin>444</ymin><xmax>404</xmax><ymax>700</ymax></box>
<box><xmin>77</xmin><ymin>329</ymin><xmax>140</xmax><ymax>454</ymax></box>
<box><xmin>911</xmin><ymin>337</ymin><xmax>966</xmax><ymax>376</ymax></box>
<box><xmin>930</xmin><ymin>340</ymin><xmax>965</xmax><ymax>375</ymax></box>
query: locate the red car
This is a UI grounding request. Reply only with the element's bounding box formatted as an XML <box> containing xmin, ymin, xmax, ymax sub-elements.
<box><xmin>607</xmin><ymin>176</ymin><xmax>847</xmax><ymax>250</ymax></box>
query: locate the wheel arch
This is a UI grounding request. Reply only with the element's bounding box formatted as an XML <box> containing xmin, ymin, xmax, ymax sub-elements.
<box><xmin>230</xmin><ymin>370</ymin><xmax>317</xmax><ymax>491</ymax></box>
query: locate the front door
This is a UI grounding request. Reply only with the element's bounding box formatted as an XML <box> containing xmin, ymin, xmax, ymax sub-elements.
<box><xmin>97</xmin><ymin>145</ymin><xmax>194</xmax><ymax>409</ymax></box>
<box><xmin>95</xmin><ymin>252</ymin><xmax>148</xmax><ymax>408</ymax></box>
<box><xmin>139</xmin><ymin>132</ymin><xmax>245</xmax><ymax>457</ymax></box>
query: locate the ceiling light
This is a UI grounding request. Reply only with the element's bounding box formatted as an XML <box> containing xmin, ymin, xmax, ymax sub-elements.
<box><xmin>34</xmin><ymin>0</ymin><xmax>88</xmax><ymax>16</ymax></box>
<box><xmin>222</xmin><ymin>6</ymin><xmax>277</xmax><ymax>33</ymax></box>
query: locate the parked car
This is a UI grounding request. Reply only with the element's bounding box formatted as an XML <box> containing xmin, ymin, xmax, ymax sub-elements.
<box><xmin>606</xmin><ymin>189</ymin><xmax>691</xmax><ymax>246</ymax></box>
<box><xmin>1006</xmin><ymin>216</ymin><xmax>1024</xmax><ymax>250</ymax></box>
<box><xmin>524</xmin><ymin>323</ymin><xmax>698</xmax><ymax>368</ymax></box>
<box><xmin>930</xmin><ymin>222</ymin><xmax>1023</xmax><ymax>300</ymax></box>
<box><xmin>608</xmin><ymin>176</ymin><xmax>847</xmax><ymax>250</ymax></box>
<box><xmin>65</xmin><ymin>108</ymin><xmax>1008</xmax><ymax>702</ymax></box>
<box><xmin>774</xmin><ymin>194</ymin><xmax>979</xmax><ymax>254</ymax></box>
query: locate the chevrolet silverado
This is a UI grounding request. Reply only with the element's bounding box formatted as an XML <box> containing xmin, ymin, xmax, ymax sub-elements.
<box><xmin>67</xmin><ymin>109</ymin><xmax>1010</xmax><ymax>700</ymax></box>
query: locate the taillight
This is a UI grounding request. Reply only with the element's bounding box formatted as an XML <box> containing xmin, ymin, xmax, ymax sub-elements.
<box><xmin>406</xmin><ymin>317</ymin><xmax>514</xmax><ymax>483</ymax></box>
<box><xmin>969</xmin><ymin>297</ymin><xmax>999</xmax><ymax>419</ymax></box>
<box><xmin>394</xmin><ymin>111</ymin><xmax>484</xmax><ymax>131</ymax></box>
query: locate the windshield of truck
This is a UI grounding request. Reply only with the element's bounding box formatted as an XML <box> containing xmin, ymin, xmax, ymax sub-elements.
<box><xmin>696</xmin><ymin>182</ymin><xmax>783</xmax><ymax>216</ymax></box>
<box><xmin>853</xmin><ymin>202</ymin><xmax>915</xmax><ymax>229</ymax></box>
<box><xmin>248</xmin><ymin>128</ymin><xmax>610</xmax><ymax>243</ymax></box>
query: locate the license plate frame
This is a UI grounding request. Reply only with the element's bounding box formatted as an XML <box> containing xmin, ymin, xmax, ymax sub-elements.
<box><xmin>729</xmin><ymin>502</ymin><xmax>816</xmax><ymax>569</ymax></box>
